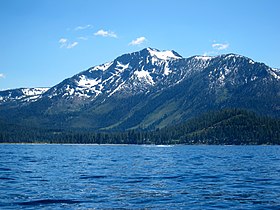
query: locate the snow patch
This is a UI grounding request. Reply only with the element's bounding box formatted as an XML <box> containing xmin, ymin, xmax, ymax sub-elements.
<box><xmin>224</xmin><ymin>67</ymin><xmax>231</xmax><ymax>76</ymax></box>
<box><xmin>225</xmin><ymin>54</ymin><xmax>242</xmax><ymax>59</ymax></box>
<box><xmin>147</xmin><ymin>48</ymin><xmax>181</xmax><ymax>60</ymax></box>
<box><xmin>0</xmin><ymin>87</ymin><xmax>49</xmax><ymax>103</ymax></box>
<box><xmin>108</xmin><ymin>81</ymin><xmax>126</xmax><ymax>97</ymax></box>
<box><xmin>151</xmin><ymin>57</ymin><xmax>157</xmax><ymax>65</ymax></box>
<box><xmin>116</xmin><ymin>61</ymin><xmax>129</xmax><ymax>69</ymax></box>
<box><xmin>64</xmin><ymin>85</ymin><xmax>75</xmax><ymax>96</ymax></box>
<box><xmin>269</xmin><ymin>68</ymin><xmax>280</xmax><ymax>80</ymax></box>
<box><xmin>22</xmin><ymin>88</ymin><xmax>49</xmax><ymax>96</ymax></box>
<box><xmin>22</xmin><ymin>95</ymin><xmax>41</xmax><ymax>102</ymax></box>
<box><xmin>194</xmin><ymin>56</ymin><xmax>213</xmax><ymax>61</ymax></box>
<box><xmin>249</xmin><ymin>60</ymin><xmax>255</xmax><ymax>64</ymax></box>
<box><xmin>115</xmin><ymin>61</ymin><xmax>129</xmax><ymax>72</ymax></box>
<box><xmin>90</xmin><ymin>62</ymin><xmax>113</xmax><ymax>72</ymax></box>
<box><xmin>77</xmin><ymin>75</ymin><xmax>101</xmax><ymax>87</ymax></box>
<box><xmin>134</xmin><ymin>70</ymin><xmax>155</xmax><ymax>85</ymax></box>
<box><xmin>218</xmin><ymin>71</ymin><xmax>225</xmax><ymax>85</ymax></box>
<box><xmin>164</xmin><ymin>63</ymin><xmax>172</xmax><ymax>75</ymax></box>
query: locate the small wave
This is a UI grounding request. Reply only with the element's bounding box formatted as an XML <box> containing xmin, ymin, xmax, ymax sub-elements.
<box><xmin>17</xmin><ymin>199</ymin><xmax>82</xmax><ymax>206</ymax></box>
<box><xmin>0</xmin><ymin>177</ymin><xmax>15</xmax><ymax>180</ymax></box>
<box><xmin>79</xmin><ymin>175</ymin><xmax>107</xmax><ymax>179</ymax></box>
<box><xmin>162</xmin><ymin>175</ymin><xmax>182</xmax><ymax>179</ymax></box>
<box><xmin>124</xmin><ymin>179</ymin><xmax>144</xmax><ymax>183</ymax></box>
<box><xmin>0</xmin><ymin>168</ymin><xmax>11</xmax><ymax>171</ymax></box>
<box><xmin>22</xmin><ymin>170</ymin><xmax>33</xmax><ymax>174</ymax></box>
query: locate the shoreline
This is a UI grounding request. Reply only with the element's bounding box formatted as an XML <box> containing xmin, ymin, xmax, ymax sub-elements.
<box><xmin>0</xmin><ymin>142</ymin><xmax>278</xmax><ymax>146</ymax></box>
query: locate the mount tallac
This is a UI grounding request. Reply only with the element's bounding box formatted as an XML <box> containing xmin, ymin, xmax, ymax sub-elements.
<box><xmin>0</xmin><ymin>48</ymin><xmax>279</xmax><ymax>132</ymax></box>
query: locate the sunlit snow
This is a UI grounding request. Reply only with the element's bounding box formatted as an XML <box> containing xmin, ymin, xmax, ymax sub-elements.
<box><xmin>21</xmin><ymin>88</ymin><xmax>49</xmax><ymax>96</ymax></box>
<box><xmin>269</xmin><ymin>68</ymin><xmax>280</xmax><ymax>80</ymax></box>
<box><xmin>164</xmin><ymin>63</ymin><xmax>172</xmax><ymax>75</ymax></box>
<box><xmin>134</xmin><ymin>70</ymin><xmax>155</xmax><ymax>85</ymax></box>
<box><xmin>64</xmin><ymin>85</ymin><xmax>75</xmax><ymax>96</ymax></box>
<box><xmin>249</xmin><ymin>60</ymin><xmax>255</xmax><ymax>64</ymax></box>
<box><xmin>90</xmin><ymin>62</ymin><xmax>113</xmax><ymax>72</ymax></box>
<box><xmin>0</xmin><ymin>87</ymin><xmax>51</xmax><ymax>102</ymax></box>
<box><xmin>194</xmin><ymin>56</ymin><xmax>213</xmax><ymax>61</ymax></box>
<box><xmin>108</xmin><ymin>81</ymin><xmax>126</xmax><ymax>97</ymax></box>
<box><xmin>115</xmin><ymin>61</ymin><xmax>129</xmax><ymax>72</ymax></box>
<box><xmin>147</xmin><ymin>48</ymin><xmax>181</xmax><ymax>60</ymax></box>
<box><xmin>77</xmin><ymin>75</ymin><xmax>101</xmax><ymax>87</ymax></box>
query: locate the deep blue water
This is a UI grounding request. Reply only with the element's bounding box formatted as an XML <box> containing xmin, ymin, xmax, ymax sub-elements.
<box><xmin>0</xmin><ymin>144</ymin><xmax>280</xmax><ymax>209</ymax></box>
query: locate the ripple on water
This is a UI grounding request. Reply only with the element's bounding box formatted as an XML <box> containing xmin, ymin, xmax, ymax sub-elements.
<box><xmin>0</xmin><ymin>168</ymin><xmax>12</xmax><ymax>171</ymax></box>
<box><xmin>79</xmin><ymin>175</ymin><xmax>107</xmax><ymax>179</ymax></box>
<box><xmin>16</xmin><ymin>199</ymin><xmax>83</xmax><ymax>206</ymax></box>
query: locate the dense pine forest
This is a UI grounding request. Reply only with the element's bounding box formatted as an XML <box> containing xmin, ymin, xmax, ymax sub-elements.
<box><xmin>0</xmin><ymin>109</ymin><xmax>279</xmax><ymax>145</ymax></box>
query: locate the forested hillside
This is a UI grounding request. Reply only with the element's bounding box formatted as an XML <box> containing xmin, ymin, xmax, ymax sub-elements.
<box><xmin>1</xmin><ymin>109</ymin><xmax>279</xmax><ymax>145</ymax></box>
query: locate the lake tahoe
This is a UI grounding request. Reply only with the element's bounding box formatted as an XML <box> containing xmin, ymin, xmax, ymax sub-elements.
<box><xmin>0</xmin><ymin>144</ymin><xmax>280</xmax><ymax>209</ymax></box>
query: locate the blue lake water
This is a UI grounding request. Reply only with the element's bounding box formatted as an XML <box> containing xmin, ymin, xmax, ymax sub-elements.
<box><xmin>0</xmin><ymin>144</ymin><xmax>280</xmax><ymax>209</ymax></box>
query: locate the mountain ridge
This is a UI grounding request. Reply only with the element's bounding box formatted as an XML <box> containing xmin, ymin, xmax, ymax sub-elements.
<box><xmin>0</xmin><ymin>48</ymin><xmax>279</xmax><ymax>131</ymax></box>
<box><xmin>1</xmin><ymin>49</ymin><xmax>278</xmax><ymax>100</ymax></box>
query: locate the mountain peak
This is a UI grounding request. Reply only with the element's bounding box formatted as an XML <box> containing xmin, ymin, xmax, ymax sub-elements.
<box><xmin>143</xmin><ymin>47</ymin><xmax>182</xmax><ymax>60</ymax></box>
<box><xmin>219</xmin><ymin>53</ymin><xmax>245</xmax><ymax>60</ymax></box>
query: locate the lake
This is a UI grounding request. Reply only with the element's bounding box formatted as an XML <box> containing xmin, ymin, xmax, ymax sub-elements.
<box><xmin>0</xmin><ymin>144</ymin><xmax>279</xmax><ymax>209</ymax></box>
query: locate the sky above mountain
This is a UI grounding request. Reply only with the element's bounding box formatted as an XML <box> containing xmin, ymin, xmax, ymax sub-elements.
<box><xmin>0</xmin><ymin>0</ymin><xmax>279</xmax><ymax>90</ymax></box>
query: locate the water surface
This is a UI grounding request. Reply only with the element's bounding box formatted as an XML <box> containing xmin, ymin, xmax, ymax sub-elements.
<box><xmin>0</xmin><ymin>144</ymin><xmax>279</xmax><ymax>209</ymax></box>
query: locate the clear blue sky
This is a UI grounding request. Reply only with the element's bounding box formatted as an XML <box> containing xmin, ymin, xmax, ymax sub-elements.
<box><xmin>0</xmin><ymin>0</ymin><xmax>279</xmax><ymax>90</ymax></box>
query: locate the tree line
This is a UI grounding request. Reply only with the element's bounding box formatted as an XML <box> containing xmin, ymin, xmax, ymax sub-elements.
<box><xmin>0</xmin><ymin>109</ymin><xmax>279</xmax><ymax>145</ymax></box>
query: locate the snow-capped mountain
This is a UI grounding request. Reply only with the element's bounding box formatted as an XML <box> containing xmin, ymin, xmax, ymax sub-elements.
<box><xmin>0</xmin><ymin>48</ymin><xmax>279</xmax><ymax>130</ymax></box>
<box><xmin>44</xmin><ymin>48</ymin><xmax>183</xmax><ymax>100</ymax></box>
<box><xmin>0</xmin><ymin>87</ymin><xmax>49</xmax><ymax>105</ymax></box>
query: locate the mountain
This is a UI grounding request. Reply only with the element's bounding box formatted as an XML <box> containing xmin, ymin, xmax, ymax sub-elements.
<box><xmin>0</xmin><ymin>48</ymin><xmax>279</xmax><ymax>131</ymax></box>
<box><xmin>0</xmin><ymin>88</ymin><xmax>49</xmax><ymax>107</ymax></box>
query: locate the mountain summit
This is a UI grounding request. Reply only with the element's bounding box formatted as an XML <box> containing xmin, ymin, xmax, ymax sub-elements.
<box><xmin>44</xmin><ymin>47</ymin><xmax>184</xmax><ymax>101</ymax></box>
<box><xmin>0</xmin><ymin>48</ymin><xmax>279</xmax><ymax>130</ymax></box>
